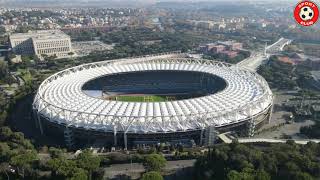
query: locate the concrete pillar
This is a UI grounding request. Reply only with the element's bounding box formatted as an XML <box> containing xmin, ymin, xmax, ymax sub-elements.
<box><xmin>248</xmin><ymin>117</ymin><xmax>256</xmax><ymax>137</ymax></box>
<box><xmin>268</xmin><ymin>104</ymin><xmax>274</xmax><ymax>124</ymax></box>
<box><xmin>113</xmin><ymin>127</ymin><xmax>117</xmax><ymax>147</ymax></box>
<box><xmin>36</xmin><ymin>113</ymin><xmax>44</xmax><ymax>135</ymax></box>
<box><xmin>204</xmin><ymin>126</ymin><xmax>215</xmax><ymax>146</ymax></box>
<box><xmin>124</xmin><ymin>133</ymin><xmax>128</xmax><ymax>150</ymax></box>
<box><xmin>200</xmin><ymin>128</ymin><xmax>204</xmax><ymax>146</ymax></box>
<box><xmin>64</xmin><ymin>127</ymin><xmax>74</xmax><ymax>148</ymax></box>
<box><xmin>33</xmin><ymin>109</ymin><xmax>39</xmax><ymax>128</ymax></box>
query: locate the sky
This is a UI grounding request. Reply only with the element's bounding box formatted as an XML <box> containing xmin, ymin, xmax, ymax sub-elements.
<box><xmin>0</xmin><ymin>0</ymin><xmax>291</xmax><ymax>2</ymax></box>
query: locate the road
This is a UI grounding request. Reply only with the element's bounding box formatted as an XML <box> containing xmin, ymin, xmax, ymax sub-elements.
<box><xmin>237</xmin><ymin>52</ymin><xmax>267</xmax><ymax>71</ymax></box>
<box><xmin>237</xmin><ymin>37</ymin><xmax>292</xmax><ymax>71</ymax></box>
<box><xmin>237</xmin><ymin>138</ymin><xmax>320</xmax><ymax>145</ymax></box>
<box><xmin>266</xmin><ymin>38</ymin><xmax>292</xmax><ymax>54</ymax></box>
<box><xmin>218</xmin><ymin>134</ymin><xmax>320</xmax><ymax>145</ymax></box>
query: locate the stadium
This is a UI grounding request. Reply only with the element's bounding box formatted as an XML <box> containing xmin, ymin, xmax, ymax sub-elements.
<box><xmin>33</xmin><ymin>54</ymin><xmax>273</xmax><ymax>149</ymax></box>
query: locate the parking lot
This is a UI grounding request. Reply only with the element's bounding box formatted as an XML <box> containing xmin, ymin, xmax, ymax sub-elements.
<box><xmin>254</xmin><ymin>90</ymin><xmax>315</xmax><ymax>139</ymax></box>
<box><xmin>72</xmin><ymin>41</ymin><xmax>114</xmax><ymax>56</ymax></box>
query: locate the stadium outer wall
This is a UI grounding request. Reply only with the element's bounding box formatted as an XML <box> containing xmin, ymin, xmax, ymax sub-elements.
<box><xmin>32</xmin><ymin>53</ymin><xmax>273</xmax><ymax>149</ymax></box>
<box><xmin>33</xmin><ymin>104</ymin><xmax>272</xmax><ymax>148</ymax></box>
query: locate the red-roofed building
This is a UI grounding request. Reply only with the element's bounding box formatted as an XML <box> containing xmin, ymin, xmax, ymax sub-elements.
<box><xmin>221</xmin><ymin>51</ymin><xmax>238</xmax><ymax>58</ymax></box>
<box><xmin>277</xmin><ymin>57</ymin><xmax>296</xmax><ymax>65</ymax></box>
<box><xmin>210</xmin><ymin>45</ymin><xmax>225</xmax><ymax>53</ymax></box>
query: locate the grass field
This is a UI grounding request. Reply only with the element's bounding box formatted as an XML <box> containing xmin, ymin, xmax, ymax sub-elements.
<box><xmin>108</xmin><ymin>95</ymin><xmax>170</xmax><ymax>102</ymax></box>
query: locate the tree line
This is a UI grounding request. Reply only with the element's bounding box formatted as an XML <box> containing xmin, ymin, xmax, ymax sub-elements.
<box><xmin>194</xmin><ymin>141</ymin><xmax>320</xmax><ymax>180</ymax></box>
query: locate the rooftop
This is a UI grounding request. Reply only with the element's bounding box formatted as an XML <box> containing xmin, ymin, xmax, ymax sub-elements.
<box><xmin>217</xmin><ymin>40</ymin><xmax>241</xmax><ymax>46</ymax></box>
<box><xmin>10</xmin><ymin>30</ymin><xmax>70</xmax><ymax>40</ymax></box>
<box><xmin>34</xmin><ymin>57</ymin><xmax>273</xmax><ymax>133</ymax></box>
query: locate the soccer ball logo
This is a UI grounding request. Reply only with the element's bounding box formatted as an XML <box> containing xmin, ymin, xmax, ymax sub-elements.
<box><xmin>294</xmin><ymin>0</ymin><xmax>319</xmax><ymax>26</ymax></box>
<box><xmin>299</xmin><ymin>6</ymin><xmax>314</xmax><ymax>21</ymax></box>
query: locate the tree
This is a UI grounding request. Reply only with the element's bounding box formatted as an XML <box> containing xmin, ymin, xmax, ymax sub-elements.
<box><xmin>227</xmin><ymin>170</ymin><xmax>242</xmax><ymax>180</ymax></box>
<box><xmin>10</xmin><ymin>132</ymin><xmax>34</xmax><ymax>150</ymax></box>
<box><xmin>227</xmin><ymin>170</ymin><xmax>254</xmax><ymax>180</ymax></box>
<box><xmin>68</xmin><ymin>168</ymin><xmax>87</xmax><ymax>180</ymax></box>
<box><xmin>143</xmin><ymin>154</ymin><xmax>166</xmax><ymax>172</ymax></box>
<box><xmin>48</xmin><ymin>147</ymin><xmax>65</xmax><ymax>159</ymax></box>
<box><xmin>48</xmin><ymin>157</ymin><xmax>87</xmax><ymax>180</ymax></box>
<box><xmin>195</xmin><ymin>142</ymin><xmax>320</xmax><ymax>180</ymax></box>
<box><xmin>255</xmin><ymin>169</ymin><xmax>271</xmax><ymax>180</ymax></box>
<box><xmin>10</xmin><ymin>150</ymin><xmax>37</xmax><ymax>178</ymax></box>
<box><xmin>48</xmin><ymin>158</ymin><xmax>74</xmax><ymax>177</ymax></box>
<box><xmin>0</xmin><ymin>111</ymin><xmax>7</xmax><ymax>126</ymax></box>
<box><xmin>141</xmin><ymin>171</ymin><xmax>163</xmax><ymax>180</ymax></box>
<box><xmin>76</xmin><ymin>150</ymin><xmax>100</xmax><ymax>180</ymax></box>
<box><xmin>0</xmin><ymin>26</ymin><xmax>5</xmax><ymax>34</ymax></box>
<box><xmin>294</xmin><ymin>172</ymin><xmax>313</xmax><ymax>180</ymax></box>
<box><xmin>0</xmin><ymin>61</ymin><xmax>8</xmax><ymax>80</ymax></box>
<box><xmin>0</xmin><ymin>127</ymin><xmax>13</xmax><ymax>141</ymax></box>
<box><xmin>0</xmin><ymin>162</ymin><xmax>10</xmax><ymax>180</ymax></box>
<box><xmin>21</xmin><ymin>55</ymin><xmax>32</xmax><ymax>63</ymax></box>
<box><xmin>0</xmin><ymin>143</ymin><xmax>10</xmax><ymax>162</ymax></box>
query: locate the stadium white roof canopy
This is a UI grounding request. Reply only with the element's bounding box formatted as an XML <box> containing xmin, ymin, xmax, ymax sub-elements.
<box><xmin>33</xmin><ymin>56</ymin><xmax>273</xmax><ymax>134</ymax></box>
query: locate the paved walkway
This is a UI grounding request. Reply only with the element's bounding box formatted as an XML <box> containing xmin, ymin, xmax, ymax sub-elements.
<box><xmin>237</xmin><ymin>52</ymin><xmax>267</xmax><ymax>71</ymax></box>
<box><xmin>237</xmin><ymin>37</ymin><xmax>292</xmax><ymax>71</ymax></box>
<box><xmin>104</xmin><ymin>159</ymin><xmax>196</xmax><ymax>179</ymax></box>
<box><xmin>218</xmin><ymin>135</ymin><xmax>320</xmax><ymax>145</ymax></box>
<box><xmin>238</xmin><ymin>138</ymin><xmax>320</xmax><ymax>144</ymax></box>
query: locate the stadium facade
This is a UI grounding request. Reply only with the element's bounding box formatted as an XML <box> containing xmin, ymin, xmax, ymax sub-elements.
<box><xmin>33</xmin><ymin>53</ymin><xmax>273</xmax><ymax>149</ymax></box>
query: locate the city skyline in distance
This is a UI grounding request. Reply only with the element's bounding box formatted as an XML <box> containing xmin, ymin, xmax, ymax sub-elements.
<box><xmin>0</xmin><ymin>0</ymin><xmax>293</xmax><ymax>8</ymax></box>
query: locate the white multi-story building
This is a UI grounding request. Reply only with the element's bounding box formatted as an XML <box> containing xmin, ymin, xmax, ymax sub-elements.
<box><xmin>9</xmin><ymin>30</ymin><xmax>73</xmax><ymax>59</ymax></box>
